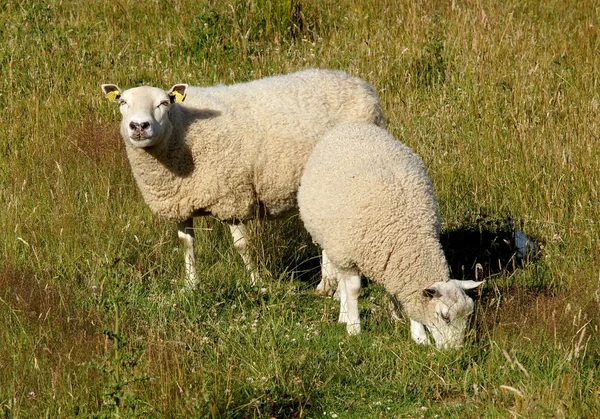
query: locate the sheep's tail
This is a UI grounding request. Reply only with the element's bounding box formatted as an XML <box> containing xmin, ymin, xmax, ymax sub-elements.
<box><xmin>360</xmin><ymin>79</ymin><xmax>386</xmax><ymax>129</ymax></box>
<box><xmin>373</xmin><ymin>103</ymin><xmax>386</xmax><ymax>128</ymax></box>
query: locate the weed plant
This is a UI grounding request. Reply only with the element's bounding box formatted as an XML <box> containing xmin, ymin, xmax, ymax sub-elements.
<box><xmin>1</xmin><ymin>0</ymin><xmax>599</xmax><ymax>416</ymax></box>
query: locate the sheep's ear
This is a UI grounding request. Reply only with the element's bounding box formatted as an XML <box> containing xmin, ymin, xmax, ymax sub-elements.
<box><xmin>423</xmin><ymin>286</ymin><xmax>441</xmax><ymax>299</ymax></box>
<box><xmin>450</xmin><ymin>279</ymin><xmax>484</xmax><ymax>290</ymax></box>
<box><xmin>168</xmin><ymin>84</ymin><xmax>188</xmax><ymax>103</ymax></box>
<box><xmin>101</xmin><ymin>84</ymin><xmax>122</xmax><ymax>102</ymax></box>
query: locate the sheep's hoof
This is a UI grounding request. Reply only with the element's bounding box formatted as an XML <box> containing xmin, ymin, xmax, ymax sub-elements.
<box><xmin>315</xmin><ymin>278</ymin><xmax>333</xmax><ymax>296</ymax></box>
<box><xmin>182</xmin><ymin>277</ymin><xmax>198</xmax><ymax>292</ymax></box>
<box><xmin>180</xmin><ymin>285</ymin><xmax>197</xmax><ymax>294</ymax></box>
<box><xmin>411</xmin><ymin>334</ymin><xmax>428</xmax><ymax>345</ymax></box>
<box><xmin>249</xmin><ymin>272</ymin><xmax>260</xmax><ymax>287</ymax></box>
<box><xmin>346</xmin><ymin>323</ymin><xmax>361</xmax><ymax>335</ymax></box>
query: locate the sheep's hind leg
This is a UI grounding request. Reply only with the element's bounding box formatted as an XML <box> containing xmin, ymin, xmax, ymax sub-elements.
<box><xmin>229</xmin><ymin>223</ymin><xmax>259</xmax><ymax>285</ymax></box>
<box><xmin>316</xmin><ymin>250</ymin><xmax>339</xmax><ymax>297</ymax></box>
<box><xmin>177</xmin><ymin>218</ymin><xmax>198</xmax><ymax>290</ymax></box>
<box><xmin>337</xmin><ymin>268</ymin><xmax>362</xmax><ymax>335</ymax></box>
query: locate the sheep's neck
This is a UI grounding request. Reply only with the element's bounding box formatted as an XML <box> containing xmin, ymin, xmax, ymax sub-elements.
<box><xmin>385</xmin><ymin>242</ymin><xmax>450</xmax><ymax>317</ymax></box>
<box><xmin>124</xmin><ymin>128</ymin><xmax>195</xmax><ymax>220</ymax></box>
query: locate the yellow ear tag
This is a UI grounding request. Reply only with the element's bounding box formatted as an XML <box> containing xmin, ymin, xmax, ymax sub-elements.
<box><xmin>170</xmin><ymin>91</ymin><xmax>185</xmax><ymax>103</ymax></box>
<box><xmin>105</xmin><ymin>90</ymin><xmax>120</xmax><ymax>102</ymax></box>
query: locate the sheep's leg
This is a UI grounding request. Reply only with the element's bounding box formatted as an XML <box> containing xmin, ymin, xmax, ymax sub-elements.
<box><xmin>337</xmin><ymin>276</ymin><xmax>349</xmax><ymax>324</ymax></box>
<box><xmin>410</xmin><ymin>319</ymin><xmax>429</xmax><ymax>345</ymax></box>
<box><xmin>316</xmin><ymin>250</ymin><xmax>339</xmax><ymax>297</ymax></box>
<box><xmin>177</xmin><ymin>218</ymin><xmax>197</xmax><ymax>289</ymax></box>
<box><xmin>332</xmin><ymin>280</ymin><xmax>341</xmax><ymax>301</ymax></box>
<box><xmin>337</xmin><ymin>268</ymin><xmax>361</xmax><ymax>335</ymax></box>
<box><xmin>229</xmin><ymin>223</ymin><xmax>259</xmax><ymax>285</ymax></box>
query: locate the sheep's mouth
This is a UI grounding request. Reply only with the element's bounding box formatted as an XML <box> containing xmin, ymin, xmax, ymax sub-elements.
<box><xmin>422</xmin><ymin>325</ymin><xmax>463</xmax><ymax>350</ymax></box>
<box><xmin>128</xmin><ymin>136</ymin><xmax>155</xmax><ymax>148</ymax></box>
<box><xmin>130</xmin><ymin>132</ymin><xmax>152</xmax><ymax>141</ymax></box>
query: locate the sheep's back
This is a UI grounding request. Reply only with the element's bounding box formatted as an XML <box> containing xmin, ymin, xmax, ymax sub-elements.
<box><xmin>299</xmin><ymin>123</ymin><xmax>444</xmax><ymax>290</ymax></box>
<box><xmin>183</xmin><ymin>70</ymin><xmax>384</xmax><ymax>218</ymax></box>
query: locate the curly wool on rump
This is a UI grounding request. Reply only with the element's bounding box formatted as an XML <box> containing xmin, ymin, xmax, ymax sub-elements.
<box><xmin>298</xmin><ymin>123</ymin><xmax>482</xmax><ymax>349</ymax></box>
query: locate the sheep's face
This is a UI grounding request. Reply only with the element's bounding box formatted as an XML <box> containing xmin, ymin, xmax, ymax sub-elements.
<box><xmin>420</xmin><ymin>280</ymin><xmax>483</xmax><ymax>349</ymax></box>
<box><xmin>101</xmin><ymin>84</ymin><xmax>188</xmax><ymax>148</ymax></box>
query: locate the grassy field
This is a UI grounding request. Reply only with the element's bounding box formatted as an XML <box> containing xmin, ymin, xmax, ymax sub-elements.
<box><xmin>1</xmin><ymin>0</ymin><xmax>599</xmax><ymax>416</ymax></box>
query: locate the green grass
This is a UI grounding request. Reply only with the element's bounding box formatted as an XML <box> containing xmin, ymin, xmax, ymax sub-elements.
<box><xmin>1</xmin><ymin>0</ymin><xmax>600</xmax><ymax>416</ymax></box>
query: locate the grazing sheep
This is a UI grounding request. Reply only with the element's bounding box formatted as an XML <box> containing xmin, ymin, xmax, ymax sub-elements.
<box><xmin>298</xmin><ymin>123</ymin><xmax>482</xmax><ymax>349</ymax></box>
<box><xmin>101</xmin><ymin>69</ymin><xmax>384</xmax><ymax>288</ymax></box>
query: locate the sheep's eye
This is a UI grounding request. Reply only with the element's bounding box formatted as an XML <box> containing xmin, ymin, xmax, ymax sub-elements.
<box><xmin>158</xmin><ymin>100</ymin><xmax>169</xmax><ymax>108</ymax></box>
<box><xmin>441</xmin><ymin>313</ymin><xmax>451</xmax><ymax>324</ymax></box>
<box><xmin>118</xmin><ymin>99</ymin><xmax>127</xmax><ymax>106</ymax></box>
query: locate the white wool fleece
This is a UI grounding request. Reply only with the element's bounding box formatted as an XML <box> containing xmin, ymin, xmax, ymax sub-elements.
<box><xmin>299</xmin><ymin>123</ymin><xmax>445</xmax><ymax>299</ymax></box>
<box><xmin>298</xmin><ymin>123</ymin><xmax>482</xmax><ymax>348</ymax></box>
<box><xmin>119</xmin><ymin>69</ymin><xmax>384</xmax><ymax>222</ymax></box>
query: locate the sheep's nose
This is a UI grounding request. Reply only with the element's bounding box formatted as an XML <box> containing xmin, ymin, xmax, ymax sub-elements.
<box><xmin>129</xmin><ymin>121</ymin><xmax>150</xmax><ymax>131</ymax></box>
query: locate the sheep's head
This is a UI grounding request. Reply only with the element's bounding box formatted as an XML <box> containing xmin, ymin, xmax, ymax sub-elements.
<box><xmin>418</xmin><ymin>279</ymin><xmax>483</xmax><ymax>349</ymax></box>
<box><xmin>101</xmin><ymin>84</ymin><xmax>188</xmax><ymax>148</ymax></box>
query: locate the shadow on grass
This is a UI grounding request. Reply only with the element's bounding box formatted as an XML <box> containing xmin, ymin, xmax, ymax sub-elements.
<box><xmin>441</xmin><ymin>214</ymin><xmax>547</xmax><ymax>344</ymax></box>
<box><xmin>440</xmin><ymin>215</ymin><xmax>567</xmax><ymax>347</ymax></box>
<box><xmin>441</xmin><ymin>214</ymin><xmax>541</xmax><ymax>282</ymax></box>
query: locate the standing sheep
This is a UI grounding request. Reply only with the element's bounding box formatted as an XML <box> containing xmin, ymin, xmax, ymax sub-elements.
<box><xmin>101</xmin><ymin>69</ymin><xmax>384</xmax><ymax>288</ymax></box>
<box><xmin>298</xmin><ymin>123</ymin><xmax>482</xmax><ymax>349</ymax></box>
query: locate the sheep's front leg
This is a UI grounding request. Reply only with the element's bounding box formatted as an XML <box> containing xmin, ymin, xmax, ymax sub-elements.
<box><xmin>410</xmin><ymin>319</ymin><xmax>429</xmax><ymax>345</ymax></box>
<box><xmin>229</xmin><ymin>223</ymin><xmax>259</xmax><ymax>285</ymax></box>
<box><xmin>177</xmin><ymin>219</ymin><xmax>197</xmax><ymax>289</ymax></box>
<box><xmin>316</xmin><ymin>250</ymin><xmax>339</xmax><ymax>297</ymax></box>
<box><xmin>337</xmin><ymin>268</ymin><xmax>362</xmax><ymax>335</ymax></box>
